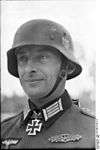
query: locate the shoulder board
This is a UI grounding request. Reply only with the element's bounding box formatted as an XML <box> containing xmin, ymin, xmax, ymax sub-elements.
<box><xmin>72</xmin><ymin>99</ymin><xmax>80</xmax><ymax>107</ymax></box>
<box><xmin>79</xmin><ymin>107</ymin><xmax>95</xmax><ymax>119</ymax></box>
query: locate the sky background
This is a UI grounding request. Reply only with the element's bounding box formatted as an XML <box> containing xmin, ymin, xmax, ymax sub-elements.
<box><xmin>1</xmin><ymin>0</ymin><xmax>96</xmax><ymax>102</ymax></box>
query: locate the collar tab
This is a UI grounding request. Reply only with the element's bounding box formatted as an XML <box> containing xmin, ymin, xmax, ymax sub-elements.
<box><xmin>42</xmin><ymin>98</ymin><xmax>63</xmax><ymax>121</ymax></box>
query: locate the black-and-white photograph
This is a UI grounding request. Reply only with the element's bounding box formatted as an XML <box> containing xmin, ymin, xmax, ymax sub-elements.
<box><xmin>1</xmin><ymin>0</ymin><xmax>97</xmax><ymax>149</ymax></box>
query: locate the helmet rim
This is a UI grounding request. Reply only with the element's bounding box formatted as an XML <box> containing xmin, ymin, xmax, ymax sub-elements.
<box><xmin>7</xmin><ymin>44</ymin><xmax>82</xmax><ymax>80</ymax></box>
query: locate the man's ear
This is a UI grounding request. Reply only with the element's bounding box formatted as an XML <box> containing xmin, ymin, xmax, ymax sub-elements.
<box><xmin>58</xmin><ymin>61</ymin><xmax>75</xmax><ymax>79</ymax></box>
<box><xmin>59</xmin><ymin>69</ymin><xmax>67</xmax><ymax>79</ymax></box>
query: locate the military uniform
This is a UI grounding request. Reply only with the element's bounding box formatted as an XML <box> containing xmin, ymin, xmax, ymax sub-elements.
<box><xmin>1</xmin><ymin>90</ymin><xmax>95</xmax><ymax>149</ymax></box>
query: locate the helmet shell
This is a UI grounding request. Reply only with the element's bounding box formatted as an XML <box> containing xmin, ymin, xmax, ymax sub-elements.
<box><xmin>7</xmin><ymin>19</ymin><xmax>82</xmax><ymax>79</ymax></box>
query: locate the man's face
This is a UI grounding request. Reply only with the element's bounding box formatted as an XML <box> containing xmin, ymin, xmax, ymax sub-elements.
<box><xmin>17</xmin><ymin>46</ymin><xmax>61</xmax><ymax>105</ymax></box>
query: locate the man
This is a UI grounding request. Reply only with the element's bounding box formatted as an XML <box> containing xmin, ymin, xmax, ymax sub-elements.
<box><xmin>1</xmin><ymin>19</ymin><xmax>95</xmax><ymax>149</ymax></box>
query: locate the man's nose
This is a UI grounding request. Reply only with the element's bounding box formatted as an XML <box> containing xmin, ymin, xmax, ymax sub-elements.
<box><xmin>25</xmin><ymin>59</ymin><xmax>37</xmax><ymax>73</ymax></box>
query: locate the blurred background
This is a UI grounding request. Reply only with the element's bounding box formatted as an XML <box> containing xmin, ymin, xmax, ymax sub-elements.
<box><xmin>1</xmin><ymin>0</ymin><xmax>96</xmax><ymax>121</ymax></box>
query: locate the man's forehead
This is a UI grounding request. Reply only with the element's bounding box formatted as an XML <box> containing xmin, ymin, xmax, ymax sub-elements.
<box><xmin>15</xmin><ymin>45</ymin><xmax>61</xmax><ymax>56</ymax></box>
<box><xmin>15</xmin><ymin>45</ymin><xmax>44</xmax><ymax>54</ymax></box>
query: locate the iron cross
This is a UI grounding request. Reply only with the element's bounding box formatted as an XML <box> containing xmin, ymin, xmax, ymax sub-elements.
<box><xmin>26</xmin><ymin>119</ymin><xmax>42</xmax><ymax>135</ymax></box>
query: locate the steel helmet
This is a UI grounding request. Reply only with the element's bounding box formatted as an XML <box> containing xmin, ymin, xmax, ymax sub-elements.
<box><xmin>7</xmin><ymin>19</ymin><xmax>82</xmax><ymax>80</ymax></box>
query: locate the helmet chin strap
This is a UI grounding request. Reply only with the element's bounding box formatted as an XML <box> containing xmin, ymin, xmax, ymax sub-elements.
<box><xmin>41</xmin><ymin>62</ymin><xmax>67</xmax><ymax>100</ymax></box>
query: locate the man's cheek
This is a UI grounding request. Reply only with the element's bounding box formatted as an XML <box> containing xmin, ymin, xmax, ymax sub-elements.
<box><xmin>18</xmin><ymin>66</ymin><xmax>24</xmax><ymax>77</ymax></box>
<box><xmin>48</xmin><ymin>74</ymin><xmax>57</xmax><ymax>85</ymax></box>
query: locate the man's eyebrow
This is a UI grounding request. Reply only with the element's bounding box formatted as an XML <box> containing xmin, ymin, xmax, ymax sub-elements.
<box><xmin>38</xmin><ymin>48</ymin><xmax>61</xmax><ymax>57</ymax></box>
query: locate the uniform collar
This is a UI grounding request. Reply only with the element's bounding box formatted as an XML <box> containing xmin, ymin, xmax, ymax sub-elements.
<box><xmin>22</xmin><ymin>90</ymin><xmax>72</xmax><ymax>128</ymax></box>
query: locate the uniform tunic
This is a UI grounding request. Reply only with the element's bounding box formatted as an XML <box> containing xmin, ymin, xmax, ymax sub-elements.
<box><xmin>1</xmin><ymin>91</ymin><xmax>95</xmax><ymax>149</ymax></box>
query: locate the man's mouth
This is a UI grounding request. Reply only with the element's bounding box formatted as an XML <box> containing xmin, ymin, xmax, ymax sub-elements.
<box><xmin>24</xmin><ymin>79</ymin><xmax>45</xmax><ymax>83</ymax></box>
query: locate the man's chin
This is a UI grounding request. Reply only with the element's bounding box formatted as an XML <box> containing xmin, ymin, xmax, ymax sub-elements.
<box><xmin>26</xmin><ymin>90</ymin><xmax>49</xmax><ymax>100</ymax></box>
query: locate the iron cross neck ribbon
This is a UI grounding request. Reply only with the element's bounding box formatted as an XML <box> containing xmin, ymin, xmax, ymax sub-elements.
<box><xmin>26</xmin><ymin>111</ymin><xmax>43</xmax><ymax>136</ymax></box>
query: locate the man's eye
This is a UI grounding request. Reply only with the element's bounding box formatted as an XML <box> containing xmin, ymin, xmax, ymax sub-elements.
<box><xmin>18</xmin><ymin>56</ymin><xmax>28</xmax><ymax>63</ymax></box>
